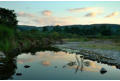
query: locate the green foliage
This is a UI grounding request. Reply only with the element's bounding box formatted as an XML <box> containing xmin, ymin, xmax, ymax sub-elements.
<box><xmin>0</xmin><ymin>25</ymin><xmax>15</xmax><ymax>39</ymax></box>
<box><xmin>49</xmin><ymin>32</ymin><xmax>61</xmax><ymax>40</ymax></box>
<box><xmin>0</xmin><ymin>40</ymin><xmax>10</xmax><ymax>52</ymax></box>
<box><xmin>0</xmin><ymin>25</ymin><xmax>16</xmax><ymax>52</ymax></box>
<box><xmin>0</xmin><ymin>8</ymin><xmax>17</xmax><ymax>52</ymax></box>
<box><xmin>42</xmin><ymin>27</ymin><xmax>48</xmax><ymax>32</ymax></box>
<box><xmin>0</xmin><ymin>7</ymin><xmax>18</xmax><ymax>27</ymax></box>
<box><xmin>38</xmin><ymin>24</ymin><xmax>120</xmax><ymax>38</ymax></box>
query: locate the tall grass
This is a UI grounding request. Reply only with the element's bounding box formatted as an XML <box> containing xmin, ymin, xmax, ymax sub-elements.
<box><xmin>0</xmin><ymin>24</ymin><xmax>15</xmax><ymax>52</ymax></box>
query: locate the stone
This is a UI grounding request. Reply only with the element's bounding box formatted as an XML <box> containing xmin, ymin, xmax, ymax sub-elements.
<box><xmin>24</xmin><ymin>65</ymin><xmax>30</xmax><ymax>68</ymax></box>
<box><xmin>16</xmin><ymin>73</ymin><xmax>22</xmax><ymax>76</ymax></box>
<box><xmin>100</xmin><ymin>68</ymin><xmax>107</xmax><ymax>74</ymax></box>
<box><xmin>116</xmin><ymin>64</ymin><xmax>120</xmax><ymax>69</ymax></box>
<box><xmin>80</xmin><ymin>55</ymin><xmax>84</xmax><ymax>58</ymax></box>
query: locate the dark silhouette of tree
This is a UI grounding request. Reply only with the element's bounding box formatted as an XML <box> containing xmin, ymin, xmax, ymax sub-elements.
<box><xmin>53</xmin><ymin>25</ymin><xmax>62</xmax><ymax>32</ymax></box>
<box><xmin>100</xmin><ymin>25</ymin><xmax>112</xmax><ymax>36</ymax></box>
<box><xmin>0</xmin><ymin>7</ymin><xmax>18</xmax><ymax>52</ymax></box>
<box><xmin>0</xmin><ymin>7</ymin><xmax>18</xmax><ymax>28</ymax></box>
<box><xmin>42</xmin><ymin>27</ymin><xmax>48</xmax><ymax>32</ymax></box>
<box><xmin>0</xmin><ymin>55</ymin><xmax>17</xmax><ymax>80</ymax></box>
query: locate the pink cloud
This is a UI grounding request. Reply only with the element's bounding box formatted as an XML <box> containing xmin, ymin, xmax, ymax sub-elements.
<box><xmin>42</xmin><ymin>10</ymin><xmax>52</xmax><ymax>16</ymax></box>
<box><xmin>106</xmin><ymin>12</ymin><xmax>119</xmax><ymax>18</ymax></box>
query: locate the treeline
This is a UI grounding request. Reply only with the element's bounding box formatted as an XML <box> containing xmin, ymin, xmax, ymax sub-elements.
<box><xmin>18</xmin><ymin>23</ymin><xmax>120</xmax><ymax>39</ymax></box>
<box><xmin>42</xmin><ymin>24</ymin><xmax>120</xmax><ymax>37</ymax></box>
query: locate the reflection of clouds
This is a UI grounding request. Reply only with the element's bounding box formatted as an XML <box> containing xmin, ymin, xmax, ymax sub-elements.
<box><xmin>42</xmin><ymin>60</ymin><xmax>51</xmax><ymax>66</ymax></box>
<box><xmin>17</xmin><ymin>51</ymin><xmax>75</xmax><ymax>65</ymax></box>
<box><xmin>68</xmin><ymin>61</ymin><xmax>101</xmax><ymax>72</ymax></box>
<box><xmin>112</xmin><ymin>66</ymin><xmax>116</xmax><ymax>69</ymax></box>
<box><xmin>17</xmin><ymin>51</ymin><xmax>102</xmax><ymax>72</ymax></box>
<box><xmin>89</xmin><ymin>61</ymin><xmax>101</xmax><ymax>69</ymax></box>
<box><xmin>17</xmin><ymin>58</ymin><xmax>33</xmax><ymax>64</ymax></box>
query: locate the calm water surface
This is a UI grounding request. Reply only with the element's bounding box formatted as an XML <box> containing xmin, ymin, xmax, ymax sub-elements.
<box><xmin>1</xmin><ymin>51</ymin><xmax>120</xmax><ymax>80</ymax></box>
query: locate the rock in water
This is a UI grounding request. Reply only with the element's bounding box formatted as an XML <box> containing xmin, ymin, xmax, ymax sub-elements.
<box><xmin>80</xmin><ymin>55</ymin><xmax>84</xmax><ymax>58</ymax></box>
<box><xmin>24</xmin><ymin>65</ymin><xmax>30</xmax><ymax>68</ymax></box>
<box><xmin>100</xmin><ymin>68</ymin><xmax>107</xmax><ymax>74</ymax></box>
<box><xmin>16</xmin><ymin>73</ymin><xmax>22</xmax><ymax>76</ymax></box>
<box><xmin>116</xmin><ymin>64</ymin><xmax>120</xmax><ymax>69</ymax></box>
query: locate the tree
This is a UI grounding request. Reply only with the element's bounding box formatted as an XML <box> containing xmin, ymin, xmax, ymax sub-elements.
<box><xmin>0</xmin><ymin>7</ymin><xmax>18</xmax><ymax>52</ymax></box>
<box><xmin>0</xmin><ymin>7</ymin><xmax>18</xmax><ymax>28</ymax></box>
<box><xmin>100</xmin><ymin>25</ymin><xmax>112</xmax><ymax>36</ymax></box>
<box><xmin>42</xmin><ymin>27</ymin><xmax>48</xmax><ymax>32</ymax></box>
<box><xmin>53</xmin><ymin>25</ymin><xmax>62</xmax><ymax>32</ymax></box>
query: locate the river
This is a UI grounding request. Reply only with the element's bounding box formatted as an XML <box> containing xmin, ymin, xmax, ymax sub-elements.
<box><xmin>0</xmin><ymin>50</ymin><xmax>120</xmax><ymax>80</ymax></box>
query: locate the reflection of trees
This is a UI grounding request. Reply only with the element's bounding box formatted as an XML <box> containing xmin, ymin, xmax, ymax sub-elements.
<box><xmin>0</xmin><ymin>54</ymin><xmax>17</xmax><ymax>80</ymax></box>
<box><xmin>75</xmin><ymin>55</ymin><xmax>85</xmax><ymax>73</ymax></box>
<box><xmin>75</xmin><ymin>55</ymin><xmax>80</xmax><ymax>73</ymax></box>
<box><xmin>67</xmin><ymin>55</ymin><xmax>91</xmax><ymax>73</ymax></box>
<box><xmin>80</xmin><ymin>57</ymin><xmax>84</xmax><ymax>72</ymax></box>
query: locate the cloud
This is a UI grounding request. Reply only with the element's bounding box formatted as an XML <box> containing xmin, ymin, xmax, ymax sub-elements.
<box><xmin>85</xmin><ymin>11</ymin><xmax>103</xmax><ymax>17</ymax></box>
<box><xmin>106</xmin><ymin>12</ymin><xmax>119</xmax><ymax>18</ymax></box>
<box><xmin>17</xmin><ymin>10</ymin><xmax>120</xmax><ymax>26</ymax></box>
<box><xmin>85</xmin><ymin>12</ymin><xmax>98</xmax><ymax>17</ymax></box>
<box><xmin>68</xmin><ymin>7</ymin><xmax>103</xmax><ymax>13</ymax></box>
<box><xmin>42</xmin><ymin>10</ymin><xmax>52</xmax><ymax>16</ymax></box>
<box><xmin>18</xmin><ymin>14</ymin><xmax>78</xmax><ymax>26</ymax></box>
<box><xmin>69</xmin><ymin>7</ymin><xmax>94</xmax><ymax>12</ymax></box>
<box><xmin>17</xmin><ymin>11</ymin><xmax>35</xmax><ymax>18</ymax></box>
<box><xmin>69</xmin><ymin>7</ymin><xmax>104</xmax><ymax>17</ymax></box>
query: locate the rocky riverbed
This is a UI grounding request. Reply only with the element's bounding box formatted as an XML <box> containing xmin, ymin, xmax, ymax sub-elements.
<box><xmin>55</xmin><ymin>42</ymin><xmax>120</xmax><ymax>69</ymax></box>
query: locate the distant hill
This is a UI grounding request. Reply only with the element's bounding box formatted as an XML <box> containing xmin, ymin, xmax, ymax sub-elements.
<box><xmin>17</xmin><ymin>24</ymin><xmax>120</xmax><ymax>32</ymax></box>
<box><xmin>17</xmin><ymin>25</ymin><xmax>43</xmax><ymax>31</ymax></box>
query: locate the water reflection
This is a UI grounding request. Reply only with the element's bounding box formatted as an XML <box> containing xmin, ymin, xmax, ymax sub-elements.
<box><xmin>16</xmin><ymin>51</ymin><xmax>104</xmax><ymax>73</ymax></box>
<box><xmin>0</xmin><ymin>56</ymin><xmax>17</xmax><ymax>80</ymax></box>
<box><xmin>0</xmin><ymin>51</ymin><xmax>120</xmax><ymax>80</ymax></box>
<box><xmin>42</xmin><ymin>60</ymin><xmax>51</xmax><ymax>66</ymax></box>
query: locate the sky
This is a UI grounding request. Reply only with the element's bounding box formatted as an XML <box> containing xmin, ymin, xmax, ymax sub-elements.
<box><xmin>0</xmin><ymin>1</ymin><xmax>120</xmax><ymax>26</ymax></box>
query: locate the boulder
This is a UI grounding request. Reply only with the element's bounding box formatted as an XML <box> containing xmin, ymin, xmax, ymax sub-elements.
<box><xmin>100</xmin><ymin>68</ymin><xmax>107</xmax><ymax>74</ymax></box>
<box><xmin>16</xmin><ymin>73</ymin><xmax>22</xmax><ymax>76</ymax></box>
<box><xmin>24</xmin><ymin>65</ymin><xmax>30</xmax><ymax>68</ymax></box>
<box><xmin>80</xmin><ymin>55</ymin><xmax>84</xmax><ymax>58</ymax></box>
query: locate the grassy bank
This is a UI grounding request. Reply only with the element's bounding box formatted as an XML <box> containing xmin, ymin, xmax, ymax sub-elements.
<box><xmin>63</xmin><ymin>38</ymin><xmax>90</xmax><ymax>42</ymax></box>
<box><xmin>63</xmin><ymin>37</ymin><xmax>120</xmax><ymax>51</ymax></box>
<box><xmin>79</xmin><ymin>42</ymin><xmax>120</xmax><ymax>51</ymax></box>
